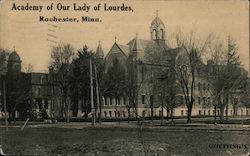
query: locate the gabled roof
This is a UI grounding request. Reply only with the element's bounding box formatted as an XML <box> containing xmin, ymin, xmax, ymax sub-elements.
<box><xmin>105</xmin><ymin>42</ymin><xmax>130</xmax><ymax>60</ymax></box>
<box><xmin>127</xmin><ymin>38</ymin><xmax>154</xmax><ymax>52</ymax></box>
<box><xmin>117</xmin><ymin>44</ymin><xmax>129</xmax><ymax>56</ymax></box>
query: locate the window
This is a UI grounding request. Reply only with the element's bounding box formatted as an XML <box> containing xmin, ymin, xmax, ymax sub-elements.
<box><xmin>115</xmin><ymin>111</ymin><xmax>117</xmax><ymax>117</ymax></box>
<box><xmin>181</xmin><ymin>110</ymin><xmax>184</xmax><ymax>116</ymax></box>
<box><xmin>207</xmin><ymin>97</ymin><xmax>210</xmax><ymax>104</ymax></box>
<box><xmin>198</xmin><ymin>97</ymin><xmax>201</xmax><ymax>104</ymax></box>
<box><xmin>118</xmin><ymin>111</ymin><xmax>120</xmax><ymax>117</ymax></box>
<box><xmin>203</xmin><ymin>83</ymin><xmax>206</xmax><ymax>91</ymax></box>
<box><xmin>142</xmin><ymin>95</ymin><xmax>145</xmax><ymax>104</ymax></box>
<box><xmin>198</xmin><ymin>82</ymin><xmax>201</xmax><ymax>91</ymax></box>
<box><xmin>109</xmin><ymin>111</ymin><xmax>112</xmax><ymax>117</ymax></box>
<box><xmin>161</xmin><ymin>29</ymin><xmax>164</xmax><ymax>39</ymax></box>
<box><xmin>180</xmin><ymin>96</ymin><xmax>184</xmax><ymax>104</ymax></box>
<box><xmin>199</xmin><ymin>110</ymin><xmax>201</xmax><ymax>115</ymax></box>
<box><xmin>230</xmin><ymin>110</ymin><xmax>233</xmax><ymax>115</ymax></box>
<box><xmin>204</xmin><ymin>110</ymin><xmax>206</xmax><ymax>115</ymax></box>
<box><xmin>208</xmin><ymin>110</ymin><xmax>210</xmax><ymax>115</ymax></box>
<box><xmin>159</xmin><ymin>110</ymin><xmax>162</xmax><ymax>116</ymax></box>
<box><xmin>152</xmin><ymin>29</ymin><xmax>157</xmax><ymax>40</ymax></box>
<box><xmin>116</xmin><ymin>98</ymin><xmax>120</xmax><ymax>105</ymax></box>
<box><xmin>110</xmin><ymin>97</ymin><xmax>113</xmax><ymax>105</ymax></box>
<box><xmin>203</xmin><ymin>97</ymin><xmax>206</xmax><ymax>105</ymax></box>
<box><xmin>104</xmin><ymin>111</ymin><xmax>107</xmax><ymax>118</ymax></box>
<box><xmin>104</xmin><ymin>97</ymin><xmax>107</xmax><ymax>106</ymax></box>
<box><xmin>217</xmin><ymin>110</ymin><xmax>220</xmax><ymax>116</ymax></box>
<box><xmin>123</xmin><ymin>111</ymin><xmax>125</xmax><ymax>117</ymax></box>
<box><xmin>246</xmin><ymin>110</ymin><xmax>248</xmax><ymax>116</ymax></box>
<box><xmin>150</xmin><ymin>95</ymin><xmax>154</xmax><ymax>107</ymax></box>
<box><xmin>142</xmin><ymin>110</ymin><xmax>146</xmax><ymax>117</ymax></box>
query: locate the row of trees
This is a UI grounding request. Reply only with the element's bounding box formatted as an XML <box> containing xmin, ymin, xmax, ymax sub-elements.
<box><xmin>48</xmin><ymin>32</ymin><xmax>249</xmax><ymax>124</ymax></box>
<box><xmin>144</xmin><ymin>32</ymin><xmax>249</xmax><ymax>123</ymax></box>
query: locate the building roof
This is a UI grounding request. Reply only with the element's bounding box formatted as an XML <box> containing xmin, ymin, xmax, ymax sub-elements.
<box><xmin>8</xmin><ymin>51</ymin><xmax>21</xmax><ymax>62</ymax></box>
<box><xmin>96</xmin><ymin>42</ymin><xmax>104</xmax><ymax>58</ymax></box>
<box><xmin>151</xmin><ymin>16</ymin><xmax>165</xmax><ymax>28</ymax></box>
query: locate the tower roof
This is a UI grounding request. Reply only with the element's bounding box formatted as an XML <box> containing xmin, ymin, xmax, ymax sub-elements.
<box><xmin>151</xmin><ymin>16</ymin><xmax>165</xmax><ymax>28</ymax></box>
<box><xmin>96</xmin><ymin>41</ymin><xmax>104</xmax><ymax>58</ymax></box>
<box><xmin>132</xmin><ymin>33</ymin><xmax>143</xmax><ymax>52</ymax></box>
<box><xmin>8</xmin><ymin>51</ymin><xmax>21</xmax><ymax>62</ymax></box>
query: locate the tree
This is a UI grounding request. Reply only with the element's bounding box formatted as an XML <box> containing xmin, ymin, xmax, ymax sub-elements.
<box><xmin>48</xmin><ymin>43</ymin><xmax>74</xmax><ymax>121</ymax></box>
<box><xmin>144</xmin><ymin>41</ymin><xmax>177</xmax><ymax>124</ymax></box>
<box><xmin>102</xmin><ymin>57</ymin><xmax>127</xmax><ymax>122</ymax></box>
<box><xmin>175</xmin><ymin>31</ymin><xmax>211</xmax><ymax>123</ymax></box>
<box><xmin>206</xmin><ymin>36</ymin><xmax>245</xmax><ymax>122</ymax></box>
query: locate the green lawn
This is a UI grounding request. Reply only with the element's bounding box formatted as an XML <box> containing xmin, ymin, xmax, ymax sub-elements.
<box><xmin>1</xmin><ymin>126</ymin><xmax>249</xmax><ymax>156</ymax></box>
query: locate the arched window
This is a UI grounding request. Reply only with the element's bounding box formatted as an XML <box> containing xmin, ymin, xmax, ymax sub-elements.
<box><xmin>160</xmin><ymin>29</ymin><xmax>164</xmax><ymax>39</ymax></box>
<box><xmin>152</xmin><ymin>29</ymin><xmax>157</xmax><ymax>40</ymax></box>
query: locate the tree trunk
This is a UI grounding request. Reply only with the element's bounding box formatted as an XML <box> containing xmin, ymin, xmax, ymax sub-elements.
<box><xmin>151</xmin><ymin>106</ymin><xmax>154</xmax><ymax>123</ymax></box>
<box><xmin>214</xmin><ymin>105</ymin><xmax>217</xmax><ymax>125</ymax></box>
<box><xmin>171</xmin><ymin>108</ymin><xmax>174</xmax><ymax>123</ymax></box>
<box><xmin>220</xmin><ymin>105</ymin><xmax>225</xmax><ymax>122</ymax></box>
<box><xmin>187</xmin><ymin>104</ymin><xmax>192</xmax><ymax>123</ymax></box>
<box><xmin>166</xmin><ymin>107</ymin><xmax>170</xmax><ymax>121</ymax></box>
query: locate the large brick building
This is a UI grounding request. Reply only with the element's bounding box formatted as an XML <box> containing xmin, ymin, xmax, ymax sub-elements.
<box><xmin>100</xmin><ymin>15</ymin><xmax>250</xmax><ymax>119</ymax></box>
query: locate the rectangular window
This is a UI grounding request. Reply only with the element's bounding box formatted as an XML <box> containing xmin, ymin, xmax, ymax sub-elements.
<box><xmin>142</xmin><ymin>95</ymin><xmax>145</xmax><ymax>104</ymax></box>
<box><xmin>198</xmin><ymin>97</ymin><xmax>201</xmax><ymax>104</ymax></box>
<box><xmin>207</xmin><ymin>97</ymin><xmax>210</xmax><ymax>104</ymax></box>
<box><xmin>208</xmin><ymin>110</ymin><xmax>210</xmax><ymax>115</ymax></box>
<box><xmin>180</xmin><ymin>96</ymin><xmax>184</xmax><ymax>104</ymax></box>
<box><xmin>104</xmin><ymin>97</ymin><xmax>107</xmax><ymax>106</ymax></box>
<box><xmin>110</xmin><ymin>97</ymin><xmax>113</xmax><ymax>105</ymax></box>
<box><xmin>204</xmin><ymin>110</ymin><xmax>206</xmax><ymax>115</ymax></box>
<box><xmin>104</xmin><ymin>111</ymin><xmax>107</xmax><ymax>118</ymax></box>
<box><xmin>123</xmin><ymin>111</ymin><xmax>125</xmax><ymax>117</ymax></box>
<box><xmin>109</xmin><ymin>111</ymin><xmax>112</xmax><ymax>117</ymax></box>
<box><xmin>203</xmin><ymin>83</ymin><xmax>206</xmax><ymax>91</ymax></box>
<box><xmin>199</xmin><ymin>110</ymin><xmax>201</xmax><ymax>115</ymax></box>
<box><xmin>159</xmin><ymin>110</ymin><xmax>162</xmax><ymax>116</ymax></box>
<box><xmin>198</xmin><ymin>82</ymin><xmax>201</xmax><ymax>91</ymax></box>
<box><xmin>150</xmin><ymin>95</ymin><xmax>154</xmax><ymax>107</ymax></box>
<box><xmin>203</xmin><ymin>97</ymin><xmax>206</xmax><ymax>105</ymax></box>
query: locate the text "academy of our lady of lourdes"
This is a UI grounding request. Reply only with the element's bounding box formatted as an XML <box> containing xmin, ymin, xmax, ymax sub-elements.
<box><xmin>11</xmin><ymin>2</ymin><xmax>134</xmax><ymax>12</ymax></box>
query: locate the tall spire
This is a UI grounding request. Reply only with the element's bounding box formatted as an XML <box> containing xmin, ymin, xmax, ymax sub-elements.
<box><xmin>96</xmin><ymin>40</ymin><xmax>104</xmax><ymax>59</ymax></box>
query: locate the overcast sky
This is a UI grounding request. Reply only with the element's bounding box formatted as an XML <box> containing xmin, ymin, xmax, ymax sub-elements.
<box><xmin>0</xmin><ymin>0</ymin><xmax>249</xmax><ymax>73</ymax></box>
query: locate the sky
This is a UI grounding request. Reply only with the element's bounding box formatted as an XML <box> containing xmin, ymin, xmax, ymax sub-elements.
<box><xmin>0</xmin><ymin>0</ymin><xmax>249</xmax><ymax>73</ymax></box>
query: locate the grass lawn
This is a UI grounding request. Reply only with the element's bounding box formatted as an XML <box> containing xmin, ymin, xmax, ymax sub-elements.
<box><xmin>0</xmin><ymin>125</ymin><xmax>249</xmax><ymax>156</ymax></box>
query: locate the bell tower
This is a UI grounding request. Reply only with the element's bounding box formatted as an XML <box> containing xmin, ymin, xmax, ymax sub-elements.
<box><xmin>150</xmin><ymin>11</ymin><xmax>166</xmax><ymax>41</ymax></box>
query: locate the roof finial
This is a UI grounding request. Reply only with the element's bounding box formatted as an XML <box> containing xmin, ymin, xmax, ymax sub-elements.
<box><xmin>155</xmin><ymin>10</ymin><xmax>159</xmax><ymax>17</ymax></box>
<box><xmin>115</xmin><ymin>36</ymin><xmax>117</xmax><ymax>43</ymax></box>
<box><xmin>13</xmin><ymin>46</ymin><xmax>16</xmax><ymax>51</ymax></box>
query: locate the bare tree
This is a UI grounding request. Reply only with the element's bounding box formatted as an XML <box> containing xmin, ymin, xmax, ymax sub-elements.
<box><xmin>175</xmin><ymin>31</ymin><xmax>211</xmax><ymax>123</ymax></box>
